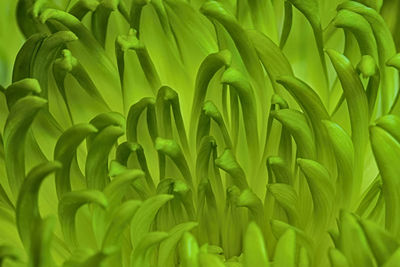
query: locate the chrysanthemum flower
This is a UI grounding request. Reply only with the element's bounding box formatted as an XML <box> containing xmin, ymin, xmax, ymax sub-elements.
<box><xmin>1</xmin><ymin>0</ymin><xmax>400</xmax><ymax>266</ymax></box>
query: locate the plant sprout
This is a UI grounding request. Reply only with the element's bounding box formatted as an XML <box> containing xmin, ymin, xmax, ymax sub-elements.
<box><xmin>1</xmin><ymin>0</ymin><xmax>400</xmax><ymax>266</ymax></box>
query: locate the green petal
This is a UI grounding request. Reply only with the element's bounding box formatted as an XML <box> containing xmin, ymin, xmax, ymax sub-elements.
<box><xmin>190</xmin><ymin>50</ymin><xmax>231</xmax><ymax>132</ymax></box>
<box><xmin>4</xmin><ymin>96</ymin><xmax>47</xmax><ymax>197</ymax></box>
<box><xmin>131</xmin><ymin>232</ymin><xmax>169</xmax><ymax>267</ymax></box>
<box><xmin>215</xmin><ymin>149</ymin><xmax>248</xmax><ymax>190</ymax></box>
<box><xmin>382</xmin><ymin>248</ymin><xmax>400</xmax><ymax>267</ymax></box>
<box><xmin>200</xmin><ymin>0</ymin><xmax>265</xmax><ymax>93</ymax></box>
<box><xmin>359</xmin><ymin>219</ymin><xmax>398</xmax><ymax>265</ymax></box>
<box><xmin>273</xmin><ymin>229</ymin><xmax>296</xmax><ymax>267</ymax></box>
<box><xmin>102</xmin><ymin>199</ymin><xmax>142</xmax><ymax>249</ymax></box>
<box><xmin>16</xmin><ymin>161</ymin><xmax>61</xmax><ymax>248</ymax></box>
<box><xmin>130</xmin><ymin>194</ymin><xmax>173</xmax><ymax>248</ymax></box>
<box><xmin>272</xmin><ymin>109</ymin><xmax>316</xmax><ymax>159</ymax></box>
<box><xmin>85</xmin><ymin>125</ymin><xmax>124</xmax><ymax>190</ymax></box>
<box><xmin>322</xmin><ymin>120</ymin><xmax>355</xmax><ymax>205</ymax></box>
<box><xmin>268</xmin><ymin>184</ymin><xmax>298</xmax><ymax>226</ymax></box>
<box><xmin>243</xmin><ymin>222</ymin><xmax>269</xmax><ymax>267</ymax></box>
<box><xmin>297</xmin><ymin>158</ymin><xmax>334</xmax><ymax>225</ymax></box>
<box><xmin>179</xmin><ymin>232</ymin><xmax>199</xmax><ymax>267</ymax></box>
<box><xmin>54</xmin><ymin>123</ymin><xmax>97</xmax><ymax>199</ymax></box>
<box><xmin>370</xmin><ymin>122</ymin><xmax>400</xmax><ymax>238</ymax></box>
<box><xmin>158</xmin><ymin>222</ymin><xmax>198</xmax><ymax>267</ymax></box>
<box><xmin>58</xmin><ymin>189</ymin><xmax>107</xmax><ymax>246</ymax></box>
<box><xmin>329</xmin><ymin>248</ymin><xmax>350</xmax><ymax>267</ymax></box>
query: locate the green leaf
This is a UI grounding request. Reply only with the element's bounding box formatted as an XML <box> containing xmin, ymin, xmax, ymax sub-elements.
<box><xmin>243</xmin><ymin>222</ymin><xmax>269</xmax><ymax>267</ymax></box>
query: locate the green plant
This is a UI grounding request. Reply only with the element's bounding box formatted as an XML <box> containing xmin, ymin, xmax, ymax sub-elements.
<box><xmin>1</xmin><ymin>0</ymin><xmax>400</xmax><ymax>266</ymax></box>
